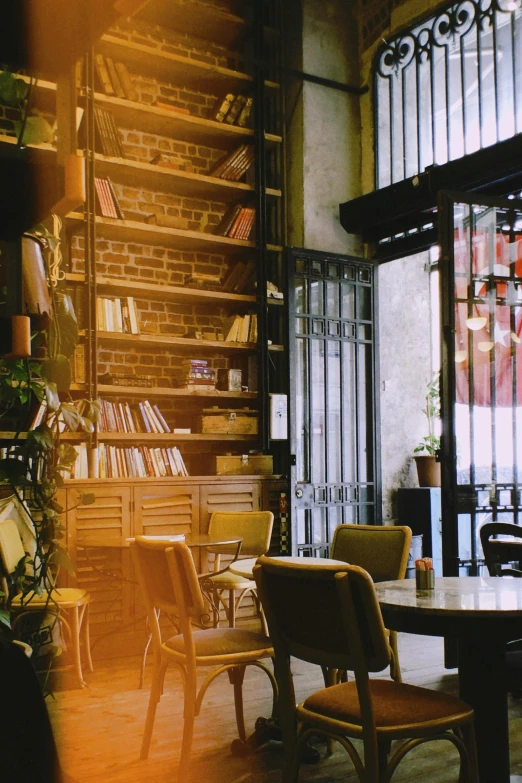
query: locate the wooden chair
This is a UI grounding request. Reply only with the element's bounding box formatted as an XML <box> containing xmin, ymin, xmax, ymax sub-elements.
<box><xmin>206</xmin><ymin>510</ymin><xmax>274</xmax><ymax>627</ymax></box>
<box><xmin>254</xmin><ymin>556</ymin><xmax>478</xmax><ymax>783</ymax></box>
<box><xmin>0</xmin><ymin>518</ymin><xmax>93</xmax><ymax>686</ymax></box>
<box><xmin>130</xmin><ymin>537</ymin><xmax>277</xmax><ymax>780</ymax></box>
<box><xmin>330</xmin><ymin>523</ymin><xmax>412</xmax><ymax>682</ymax></box>
<box><xmin>480</xmin><ymin>521</ymin><xmax>522</xmax><ymax>695</ymax></box>
<box><xmin>480</xmin><ymin>521</ymin><xmax>522</xmax><ymax>577</ymax></box>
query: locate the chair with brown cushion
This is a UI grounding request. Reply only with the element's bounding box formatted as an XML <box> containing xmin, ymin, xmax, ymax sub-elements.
<box><xmin>0</xmin><ymin>518</ymin><xmax>93</xmax><ymax>687</ymax></box>
<box><xmin>130</xmin><ymin>537</ymin><xmax>277</xmax><ymax>779</ymax></box>
<box><xmin>330</xmin><ymin>523</ymin><xmax>412</xmax><ymax>682</ymax></box>
<box><xmin>254</xmin><ymin>556</ymin><xmax>478</xmax><ymax>783</ymax></box>
<box><xmin>205</xmin><ymin>510</ymin><xmax>274</xmax><ymax>627</ymax></box>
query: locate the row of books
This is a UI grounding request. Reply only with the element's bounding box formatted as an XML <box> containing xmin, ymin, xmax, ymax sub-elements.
<box><xmin>224</xmin><ymin>314</ymin><xmax>258</xmax><ymax>343</ymax></box>
<box><xmin>97</xmin><ymin>296</ymin><xmax>140</xmax><ymax>334</ymax></box>
<box><xmin>210</xmin><ymin>144</ymin><xmax>255</xmax><ymax>181</ymax></box>
<box><xmin>222</xmin><ymin>259</ymin><xmax>256</xmax><ymax>294</ymax></box>
<box><xmin>92</xmin><ymin>53</ymin><xmax>138</xmax><ymax>102</ymax></box>
<box><xmin>94</xmin><ymin>177</ymin><xmax>125</xmax><ymax>220</ymax></box>
<box><xmin>98</xmin><ymin>399</ymin><xmax>171</xmax><ymax>434</ymax></box>
<box><xmin>172</xmin><ymin>358</ymin><xmax>215</xmax><ymax>391</ymax></box>
<box><xmin>71</xmin><ymin>444</ymin><xmax>189</xmax><ymax>479</ymax></box>
<box><xmin>217</xmin><ymin>204</ymin><xmax>256</xmax><ymax>240</ymax></box>
<box><xmin>98</xmin><ymin>372</ymin><xmax>155</xmax><ymax>388</ymax></box>
<box><xmin>210</xmin><ymin>93</ymin><xmax>253</xmax><ymax>127</ymax></box>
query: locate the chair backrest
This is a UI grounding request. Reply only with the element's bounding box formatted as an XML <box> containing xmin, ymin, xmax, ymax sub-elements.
<box><xmin>130</xmin><ymin>538</ymin><xmax>205</xmax><ymax>648</ymax></box>
<box><xmin>208</xmin><ymin>511</ymin><xmax>274</xmax><ymax>557</ymax></box>
<box><xmin>253</xmin><ymin>556</ymin><xmax>391</xmax><ymax>674</ymax></box>
<box><xmin>480</xmin><ymin>521</ymin><xmax>522</xmax><ymax>577</ymax></box>
<box><xmin>330</xmin><ymin>523</ymin><xmax>412</xmax><ymax>582</ymax></box>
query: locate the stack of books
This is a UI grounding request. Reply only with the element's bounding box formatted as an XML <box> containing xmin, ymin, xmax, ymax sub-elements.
<box><xmin>216</xmin><ymin>204</ymin><xmax>256</xmax><ymax>240</ymax></box>
<box><xmin>98</xmin><ymin>399</ymin><xmax>171</xmax><ymax>433</ymax></box>
<box><xmin>209</xmin><ymin>93</ymin><xmax>253</xmax><ymax>127</ymax></box>
<box><xmin>210</xmin><ymin>145</ymin><xmax>255</xmax><ymax>181</ymax></box>
<box><xmin>97</xmin><ymin>296</ymin><xmax>140</xmax><ymax>334</ymax></box>
<box><xmin>223</xmin><ymin>314</ymin><xmax>258</xmax><ymax>343</ymax></box>
<box><xmin>172</xmin><ymin>359</ymin><xmax>215</xmax><ymax>391</ymax></box>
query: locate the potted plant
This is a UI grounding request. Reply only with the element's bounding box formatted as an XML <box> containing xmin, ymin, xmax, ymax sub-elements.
<box><xmin>0</xmin><ymin>222</ymin><xmax>97</xmax><ymax>680</ymax></box>
<box><xmin>413</xmin><ymin>372</ymin><xmax>441</xmax><ymax>488</ymax></box>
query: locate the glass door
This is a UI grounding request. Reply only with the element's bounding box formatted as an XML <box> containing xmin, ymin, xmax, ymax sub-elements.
<box><xmin>287</xmin><ymin>248</ymin><xmax>381</xmax><ymax>556</ymax></box>
<box><xmin>439</xmin><ymin>191</ymin><xmax>522</xmax><ymax>575</ymax></box>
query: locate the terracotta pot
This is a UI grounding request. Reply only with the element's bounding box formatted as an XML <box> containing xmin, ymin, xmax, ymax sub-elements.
<box><xmin>414</xmin><ymin>455</ymin><xmax>441</xmax><ymax>487</ymax></box>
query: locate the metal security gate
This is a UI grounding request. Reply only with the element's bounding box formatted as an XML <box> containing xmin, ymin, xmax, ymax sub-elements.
<box><xmin>439</xmin><ymin>191</ymin><xmax>522</xmax><ymax>574</ymax></box>
<box><xmin>287</xmin><ymin>248</ymin><xmax>381</xmax><ymax>556</ymax></box>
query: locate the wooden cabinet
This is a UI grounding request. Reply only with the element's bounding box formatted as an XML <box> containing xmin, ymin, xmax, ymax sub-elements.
<box><xmin>62</xmin><ymin>475</ymin><xmax>285</xmax><ymax>656</ymax></box>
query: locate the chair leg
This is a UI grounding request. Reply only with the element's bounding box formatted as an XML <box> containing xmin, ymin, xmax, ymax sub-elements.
<box><xmin>139</xmin><ymin>633</ymin><xmax>153</xmax><ymax>689</ymax></box>
<box><xmin>140</xmin><ymin>654</ymin><xmax>168</xmax><ymax>760</ymax></box>
<box><xmin>70</xmin><ymin>606</ymin><xmax>84</xmax><ymax>687</ymax></box>
<box><xmin>178</xmin><ymin>667</ymin><xmax>197</xmax><ymax>781</ymax></box>
<box><xmin>229</xmin><ymin>665</ymin><xmax>247</xmax><ymax>741</ymax></box>
<box><xmin>82</xmin><ymin>603</ymin><xmax>94</xmax><ymax>673</ymax></box>
<box><xmin>389</xmin><ymin>631</ymin><xmax>402</xmax><ymax>682</ymax></box>
<box><xmin>458</xmin><ymin>723</ymin><xmax>480</xmax><ymax>783</ymax></box>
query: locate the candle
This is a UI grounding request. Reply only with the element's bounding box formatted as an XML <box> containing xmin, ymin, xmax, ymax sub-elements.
<box><xmin>11</xmin><ymin>315</ymin><xmax>31</xmax><ymax>358</ymax></box>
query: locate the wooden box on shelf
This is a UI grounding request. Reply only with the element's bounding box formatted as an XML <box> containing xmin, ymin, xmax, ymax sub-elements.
<box><xmin>199</xmin><ymin>407</ymin><xmax>258</xmax><ymax>434</ymax></box>
<box><xmin>214</xmin><ymin>454</ymin><xmax>273</xmax><ymax>476</ymax></box>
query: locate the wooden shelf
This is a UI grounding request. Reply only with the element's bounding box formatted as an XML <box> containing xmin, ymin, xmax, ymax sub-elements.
<box><xmin>97</xmin><ymin>431</ymin><xmax>257</xmax><ymax>442</ymax></box>
<box><xmin>136</xmin><ymin>0</ymin><xmax>247</xmax><ymax>47</ymax></box>
<box><xmin>93</xmin><ymin>91</ymin><xmax>281</xmax><ymax>150</ymax></box>
<box><xmin>97</xmin><ymin>384</ymin><xmax>257</xmax><ymax>399</ymax></box>
<box><xmin>96</xmin><ymin>275</ymin><xmax>256</xmax><ymax>306</ymax></box>
<box><xmin>96</xmin><ymin>331</ymin><xmax>257</xmax><ymax>352</ymax></box>
<box><xmin>67</xmin><ymin>212</ymin><xmax>282</xmax><ymax>254</ymax></box>
<box><xmin>94</xmin><ymin>152</ymin><xmax>281</xmax><ymax>202</ymax></box>
<box><xmin>99</xmin><ymin>35</ymin><xmax>254</xmax><ymax>93</ymax></box>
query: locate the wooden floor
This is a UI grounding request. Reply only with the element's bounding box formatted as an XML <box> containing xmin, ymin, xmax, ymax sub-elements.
<box><xmin>48</xmin><ymin>629</ymin><xmax>522</xmax><ymax>783</ymax></box>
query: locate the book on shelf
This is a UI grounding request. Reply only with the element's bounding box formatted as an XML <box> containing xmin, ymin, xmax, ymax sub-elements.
<box><xmin>223</xmin><ymin>314</ymin><xmax>257</xmax><ymax>343</ymax></box>
<box><xmin>105</xmin><ymin>56</ymin><xmax>125</xmax><ymax>99</ymax></box>
<box><xmin>233</xmin><ymin>259</ymin><xmax>256</xmax><ymax>294</ymax></box>
<box><xmin>145</xmin><ymin>213</ymin><xmax>189</xmax><ymax>230</ymax></box>
<box><xmin>98</xmin><ymin>372</ymin><xmax>154</xmax><ymax>388</ymax></box>
<box><xmin>210</xmin><ymin>145</ymin><xmax>254</xmax><ymax>181</ymax></box>
<box><xmin>94</xmin><ymin>177</ymin><xmax>120</xmax><ymax>219</ymax></box>
<box><xmin>155</xmin><ymin>100</ymin><xmax>190</xmax><ymax>115</ymax></box>
<box><xmin>210</xmin><ymin>92</ymin><xmax>235</xmax><ymax>122</ymax></box>
<box><xmin>106</xmin><ymin>178</ymin><xmax>125</xmax><ymax>219</ymax></box>
<box><xmin>97</xmin><ymin>296</ymin><xmax>139</xmax><ymax>334</ymax></box>
<box><xmin>93</xmin><ymin>107</ymin><xmax>125</xmax><ymax>158</ymax></box>
<box><xmin>150</xmin><ymin>153</ymin><xmax>193</xmax><ymax>173</ymax></box>
<box><xmin>114</xmin><ymin>61</ymin><xmax>138</xmax><ymax>102</ymax></box>
<box><xmin>70</xmin><ymin>344</ymin><xmax>86</xmax><ymax>385</ymax></box>
<box><xmin>216</xmin><ymin>205</ymin><xmax>255</xmax><ymax>240</ymax></box>
<box><xmin>225</xmin><ymin>94</ymin><xmax>247</xmax><ymax>125</ymax></box>
<box><xmin>215</xmin><ymin>204</ymin><xmax>243</xmax><ymax>237</ymax></box>
<box><xmin>236</xmin><ymin>96</ymin><xmax>254</xmax><ymax>128</ymax></box>
<box><xmin>94</xmin><ymin>53</ymin><xmax>115</xmax><ymax>96</ymax></box>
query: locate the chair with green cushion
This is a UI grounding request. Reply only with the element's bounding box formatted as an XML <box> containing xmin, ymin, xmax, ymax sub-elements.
<box><xmin>206</xmin><ymin>510</ymin><xmax>274</xmax><ymax>627</ymax></box>
<box><xmin>330</xmin><ymin>523</ymin><xmax>412</xmax><ymax>682</ymax></box>
<box><xmin>0</xmin><ymin>518</ymin><xmax>93</xmax><ymax>686</ymax></box>
<box><xmin>253</xmin><ymin>556</ymin><xmax>479</xmax><ymax>783</ymax></box>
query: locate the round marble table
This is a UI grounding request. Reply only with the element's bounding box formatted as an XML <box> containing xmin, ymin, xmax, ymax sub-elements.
<box><xmin>375</xmin><ymin>576</ymin><xmax>522</xmax><ymax>783</ymax></box>
<box><xmin>229</xmin><ymin>555</ymin><xmax>347</xmax><ymax>579</ymax></box>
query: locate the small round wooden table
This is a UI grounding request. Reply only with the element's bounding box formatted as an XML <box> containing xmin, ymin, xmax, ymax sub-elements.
<box><xmin>375</xmin><ymin>576</ymin><xmax>522</xmax><ymax>783</ymax></box>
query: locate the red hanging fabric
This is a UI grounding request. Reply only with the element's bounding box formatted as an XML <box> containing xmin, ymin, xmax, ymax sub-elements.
<box><xmin>454</xmin><ymin>231</ymin><xmax>522</xmax><ymax>407</ymax></box>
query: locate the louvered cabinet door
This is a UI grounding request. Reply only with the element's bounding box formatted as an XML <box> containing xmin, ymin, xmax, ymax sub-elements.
<box><xmin>65</xmin><ymin>485</ymin><xmax>132</xmax><ymax>640</ymax></box>
<box><xmin>133</xmin><ymin>481</ymin><xmax>200</xmax><ymax>564</ymax></box>
<box><xmin>199</xmin><ymin>481</ymin><xmax>261</xmax><ymax>534</ymax></box>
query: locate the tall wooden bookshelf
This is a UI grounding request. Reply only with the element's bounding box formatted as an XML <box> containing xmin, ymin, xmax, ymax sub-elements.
<box><xmin>64</xmin><ymin>0</ymin><xmax>287</xmax><ymax>481</ymax></box>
